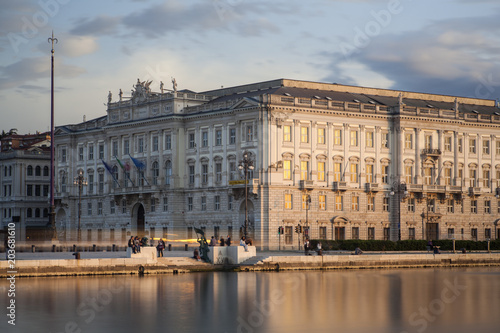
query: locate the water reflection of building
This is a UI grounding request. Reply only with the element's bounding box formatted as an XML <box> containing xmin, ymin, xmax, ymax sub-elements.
<box><xmin>53</xmin><ymin>79</ymin><xmax>500</xmax><ymax>249</ymax></box>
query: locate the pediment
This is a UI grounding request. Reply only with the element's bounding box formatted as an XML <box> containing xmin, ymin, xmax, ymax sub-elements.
<box><xmin>230</xmin><ymin>97</ymin><xmax>259</xmax><ymax>110</ymax></box>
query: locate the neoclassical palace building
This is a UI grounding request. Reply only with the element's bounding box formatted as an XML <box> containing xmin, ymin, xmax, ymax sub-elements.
<box><xmin>53</xmin><ymin>78</ymin><xmax>500</xmax><ymax>249</ymax></box>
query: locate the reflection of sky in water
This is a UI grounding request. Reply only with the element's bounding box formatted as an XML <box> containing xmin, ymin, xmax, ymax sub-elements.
<box><xmin>2</xmin><ymin>267</ymin><xmax>499</xmax><ymax>333</ymax></box>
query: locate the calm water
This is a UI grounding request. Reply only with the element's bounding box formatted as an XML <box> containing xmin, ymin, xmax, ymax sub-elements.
<box><xmin>2</xmin><ymin>267</ymin><xmax>500</xmax><ymax>333</ymax></box>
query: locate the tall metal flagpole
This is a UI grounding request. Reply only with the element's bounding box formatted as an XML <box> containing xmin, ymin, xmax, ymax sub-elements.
<box><xmin>48</xmin><ymin>32</ymin><xmax>58</xmax><ymax>240</ymax></box>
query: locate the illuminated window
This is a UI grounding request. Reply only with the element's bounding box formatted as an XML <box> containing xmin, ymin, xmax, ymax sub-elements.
<box><xmin>317</xmin><ymin>128</ymin><xmax>325</xmax><ymax>144</ymax></box>
<box><xmin>319</xmin><ymin>195</ymin><xmax>326</xmax><ymax>210</ymax></box>
<box><xmin>283</xmin><ymin>125</ymin><xmax>291</xmax><ymax>142</ymax></box>
<box><xmin>351</xmin><ymin>195</ymin><xmax>359</xmax><ymax>211</ymax></box>
<box><xmin>366</xmin><ymin>164</ymin><xmax>373</xmax><ymax>183</ymax></box>
<box><xmin>334</xmin><ymin>162</ymin><xmax>341</xmax><ymax>182</ymax></box>
<box><xmin>366</xmin><ymin>131</ymin><xmax>374</xmax><ymax>148</ymax></box>
<box><xmin>301</xmin><ymin>127</ymin><xmax>309</xmax><ymax>143</ymax></box>
<box><xmin>350</xmin><ymin>162</ymin><xmax>358</xmax><ymax>183</ymax></box>
<box><xmin>334</xmin><ymin>129</ymin><xmax>342</xmax><ymax>145</ymax></box>
<box><xmin>350</xmin><ymin>130</ymin><xmax>358</xmax><ymax>147</ymax></box>
<box><xmin>283</xmin><ymin>160</ymin><xmax>291</xmax><ymax>180</ymax></box>
<box><xmin>317</xmin><ymin>161</ymin><xmax>325</xmax><ymax>181</ymax></box>
<box><xmin>405</xmin><ymin>133</ymin><xmax>413</xmax><ymax>149</ymax></box>
<box><xmin>301</xmin><ymin>161</ymin><xmax>309</xmax><ymax>180</ymax></box>
<box><xmin>285</xmin><ymin>194</ymin><xmax>292</xmax><ymax>209</ymax></box>
<box><xmin>335</xmin><ymin>195</ymin><xmax>343</xmax><ymax>210</ymax></box>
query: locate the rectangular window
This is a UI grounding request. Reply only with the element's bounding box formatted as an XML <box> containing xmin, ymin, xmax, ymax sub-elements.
<box><xmin>202</xmin><ymin>131</ymin><xmax>208</xmax><ymax>147</ymax></box>
<box><xmin>485</xmin><ymin>200</ymin><xmax>491</xmax><ymax>214</ymax></box>
<box><xmin>215</xmin><ymin>129</ymin><xmax>222</xmax><ymax>146</ymax></box>
<box><xmin>138</xmin><ymin>137</ymin><xmax>144</xmax><ymax>153</ymax></box>
<box><xmin>425</xmin><ymin>135</ymin><xmax>432</xmax><ymax>149</ymax></box>
<box><xmin>201</xmin><ymin>196</ymin><xmax>206</xmax><ymax>211</ymax></box>
<box><xmin>317</xmin><ymin>128</ymin><xmax>325</xmax><ymax>144</ymax></box>
<box><xmin>189</xmin><ymin>133</ymin><xmax>195</xmax><ymax>149</ymax></box>
<box><xmin>405</xmin><ymin>165</ymin><xmax>413</xmax><ymax>184</ymax></box>
<box><xmin>215</xmin><ymin>195</ymin><xmax>220</xmax><ymax>211</ymax></box>
<box><xmin>458</xmin><ymin>138</ymin><xmax>463</xmax><ymax>153</ymax></box>
<box><xmin>352</xmin><ymin>195</ymin><xmax>359</xmax><ymax>211</ymax></box>
<box><xmin>229</xmin><ymin>128</ymin><xmax>236</xmax><ymax>144</ymax></box>
<box><xmin>335</xmin><ymin>195</ymin><xmax>343</xmax><ymax>211</ymax></box>
<box><xmin>471</xmin><ymin>200</ymin><xmax>477</xmax><ymax>214</ymax></box>
<box><xmin>366</xmin><ymin>164</ymin><xmax>373</xmax><ymax>183</ymax></box>
<box><xmin>408</xmin><ymin>198</ymin><xmax>415</xmax><ymax>212</ymax></box>
<box><xmin>98</xmin><ymin>173</ymin><xmax>104</xmax><ymax>193</ymax></box>
<box><xmin>112</xmin><ymin>141</ymin><xmax>118</xmax><ymax>157</ymax></box>
<box><xmin>350</xmin><ymin>130</ymin><xmax>358</xmax><ymax>147</ymax></box>
<box><xmin>79</xmin><ymin>147</ymin><xmax>84</xmax><ymax>161</ymax></box>
<box><xmin>283</xmin><ymin>125</ymin><xmax>291</xmax><ymax>142</ymax></box>
<box><xmin>98</xmin><ymin>202</ymin><xmax>103</xmax><ymax>215</ymax></box>
<box><xmin>447</xmin><ymin>228</ymin><xmax>454</xmax><ymax>239</ymax></box>
<box><xmin>202</xmin><ymin>164</ymin><xmax>208</xmax><ymax>184</ymax></box>
<box><xmin>469</xmin><ymin>138</ymin><xmax>476</xmax><ymax>154</ymax></box>
<box><xmin>405</xmin><ymin>133</ymin><xmax>413</xmax><ymax>149</ymax></box>
<box><xmin>366</xmin><ymin>131</ymin><xmax>374</xmax><ymax>148</ymax></box>
<box><xmin>229</xmin><ymin>162</ymin><xmax>237</xmax><ymax>181</ymax></box>
<box><xmin>367</xmin><ymin>196</ymin><xmax>375</xmax><ymax>211</ymax></box>
<box><xmin>350</xmin><ymin>163</ymin><xmax>358</xmax><ymax>183</ymax></box>
<box><xmin>447</xmin><ymin>199</ymin><xmax>454</xmax><ymax>213</ymax></box>
<box><xmin>383</xmin><ymin>197</ymin><xmax>390</xmax><ymax>212</ymax></box>
<box><xmin>302</xmin><ymin>194</ymin><xmax>310</xmax><ymax>210</ymax></box>
<box><xmin>152</xmin><ymin>136</ymin><xmax>159</xmax><ymax>152</ymax></box>
<box><xmin>164</xmin><ymin>134</ymin><xmax>172</xmax><ymax>150</ymax></box>
<box><xmin>35</xmin><ymin>185</ymin><xmax>41</xmax><ymax>196</ymax></box>
<box><xmin>368</xmin><ymin>227</ymin><xmax>375</xmax><ymax>240</ymax></box>
<box><xmin>163</xmin><ymin>197</ymin><xmax>168</xmax><ymax>212</ymax></box>
<box><xmin>300</xmin><ymin>126</ymin><xmax>309</xmax><ymax>143</ymax></box>
<box><xmin>444</xmin><ymin>136</ymin><xmax>452</xmax><ymax>152</ymax></box>
<box><xmin>485</xmin><ymin>228</ymin><xmax>491</xmax><ymax>239</ymax></box>
<box><xmin>381</xmin><ymin>132</ymin><xmax>389</xmax><ymax>148</ymax></box>
<box><xmin>319</xmin><ymin>227</ymin><xmax>327</xmax><ymax>239</ymax></box>
<box><xmin>87</xmin><ymin>202</ymin><xmax>92</xmax><ymax>216</ymax></box>
<box><xmin>285</xmin><ymin>226</ymin><xmax>293</xmax><ymax>245</ymax></box>
<box><xmin>99</xmin><ymin>143</ymin><xmax>104</xmax><ymax>160</ymax></box>
<box><xmin>124</xmin><ymin>139</ymin><xmax>130</xmax><ymax>155</ymax></box>
<box><xmin>122</xmin><ymin>199</ymin><xmax>127</xmax><ymax>214</ymax></box>
<box><xmin>334</xmin><ymin>129</ymin><xmax>342</xmax><ymax>145</ymax></box>
<box><xmin>483</xmin><ymin>140</ymin><xmax>490</xmax><ymax>154</ymax></box>
<box><xmin>334</xmin><ymin>162</ymin><xmax>341</xmax><ymax>182</ymax></box>
<box><xmin>88</xmin><ymin>174</ymin><xmax>94</xmax><ymax>194</ymax></box>
<box><xmin>188</xmin><ymin>197</ymin><xmax>193</xmax><ymax>211</ymax></box>
<box><xmin>110</xmin><ymin>200</ymin><xmax>115</xmax><ymax>214</ymax></box>
<box><xmin>444</xmin><ymin>168</ymin><xmax>452</xmax><ymax>185</ymax></box>
<box><xmin>246</xmin><ymin>125</ymin><xmax>253</xmax><ymax>141</ymax></box>
<box><xmin>285</xmin><ymin>194</ymin><xmax>292</xmax><ymax>209</ymax></box>
<box><xmin>88</xmin><ymin>145</ymin><xmax>94</xmax><ymax>160</ymax></box>
<box><xmin>319</xmin><ymin>195</ymin><xmax>326</xmax><ymax>210</ymax></box>
<box><xmin>383</xmin><ymin>228</ymin><xmax>390</xmax><ymax>240</ymax></box>
<box><xmin>317</xmin><ymin>161</ymin><xmax>325</xmax><ymax>181</ymax></box>
<box><xmin>471</xmin><ymin>228</ymin><xmax>477</xmax><ymax>241</ymax></box>
<box><xmin>228</xmin><ymin>195</ymin><xmax>233</xmax><ymax>210</ymax></box>
<box><xmin>189</xmin><ymin>165</ymin><xmax>195</xmax><ymax>185</ymax></box>
<box><xmin>300</xmin><ymin>161</ymin><xmax>309</xmax><ymax>181</ymax></box>
<box><xmin>409</xmin><ymin>228</ymin><xmax>416</xmax><ymax>240</ymax></box>
<box><xmin>216</xmin><ymin>163</ymin><xmax>222</xmax><ymax>182</ymax></box>
<box><xmin>497</xmin><ymin>140</ymin><xmax>500</xmax><ymax>155</ymax></box>
<box><xmin>27</xmin><ymin>185</ymin><xmax>33</xmax><ymax>196</ymax></box>
<box><xmin>469</xmin><ymin>169</ymin><xmax>477</xmax><ymax>187</ymax></box>
<box><xmin>381</xmin><ymin>165</ymin><xmax>388</xmax><ymax>184</ymax></box>
<box><xmin>150</xmin><ymin>198</ymin><xmax>156</xmax><ymax>212</ymax></box>
<box><xmin>483</xmin><ymin>170</ymin><xmax>490</xmax><ymax>188</ymax></box>
<box><xmin>352</xmin><ymin>227</ymin><xmax>359</xmax><ymax>240</ymax></box>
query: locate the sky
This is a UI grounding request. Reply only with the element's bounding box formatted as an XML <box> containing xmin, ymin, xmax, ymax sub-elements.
<box><xmin>1</xmin><ymin>0</ymin><xmax>500</xmax><ymax>134</ymax></box>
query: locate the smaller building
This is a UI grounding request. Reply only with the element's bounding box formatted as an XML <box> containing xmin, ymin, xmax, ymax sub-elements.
<box><xmin>0</xmin><ymin>132</ymin><xmax>52</xmax><ymax>241</ymax></box>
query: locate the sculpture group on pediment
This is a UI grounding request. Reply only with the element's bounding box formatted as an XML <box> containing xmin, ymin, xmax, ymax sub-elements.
<box><xmin>132</xmin><ymin>78</ymin><xmax>153</xmax><ymax>103</ymax></box>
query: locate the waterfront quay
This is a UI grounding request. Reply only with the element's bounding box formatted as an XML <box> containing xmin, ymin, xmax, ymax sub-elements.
<box><xmin>1</xmin><ymin>247</ymin><xmax>500</xmax><ymax>278</ymax></box>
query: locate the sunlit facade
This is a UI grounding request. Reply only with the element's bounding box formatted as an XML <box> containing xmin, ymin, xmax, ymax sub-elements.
<box><xmin>54</xmin><ymin>79</ymin><xmax>500</xmax><ymax>249</ymax></box>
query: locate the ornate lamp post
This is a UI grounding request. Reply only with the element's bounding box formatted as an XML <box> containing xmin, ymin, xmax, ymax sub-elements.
<box><xmin>73</xmin><ymin>170</ymin><xmax>87</xmax><ymax>242</ymax></box>
<box><xmin>238</xmin><ymin>152</ymin><xmax>254</xmax><ymax>240</ymax></box>
<box><xmin>390</xmin><ymin>180</ymin><xmax>407</xmax><ymax>240</ymax></box>
<box><xmin>48</xmin><ymin>32</ymin><xmax>58</xmax><ymax>240</ymax></box>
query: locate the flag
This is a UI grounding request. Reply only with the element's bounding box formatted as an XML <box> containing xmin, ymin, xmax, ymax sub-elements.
<box><xmin>115</xmin><ymin>156</ymin><xmax>125</xmax><ymax>170</ymax></box>
<box><xmin>101</xmin><ymin>160</ymin><xmax>120</xmax><ymax>187</ymax></box>
<box><xmin>115</xmin><ymin>156</ymin><xmax>134</xmax><ymax>186</ymax></box>
<box><xmin>129</xmin><ymin>155</ymin><xmax>146</xmax><ymax>170</ymax></box>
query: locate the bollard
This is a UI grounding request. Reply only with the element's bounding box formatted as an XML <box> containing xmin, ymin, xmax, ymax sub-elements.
<box><xmin>32</xmin><ymin>245</ymin><xmax>36</xmax><ymax>253</ymax></box>
<box><xmin>185</xmin><ymin>244</ymin><xmax>188</xmax><ymax>251</ymax></box>
<box><xmin>168</xmin><ymin>244</ymin><xmax>172</xmax><ymax>251</ymax></box>
<box><xmin>92</xmin><ymin>244</ymin><xmax>96</xmax><ymax>252</ymax></box>
<box><xmin>52</xmin><ymin>244</ymin><xmax>56</xmax><ymax>252</ymax></box>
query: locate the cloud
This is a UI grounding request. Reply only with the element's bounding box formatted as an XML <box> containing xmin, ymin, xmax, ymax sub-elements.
<box><xmin>323</xmin><ymin>12</ymin><xmax>500</xmax><ymax>99</ymax></box>
<box><xmin>70</xmin><ymin>15</ymin><xmax>121</xmax><ymax>36</ymax></box>
<box><xmin>0</xmin><ymin>57</ymin><xmax>86</xmax><ymax>91</ymax></box>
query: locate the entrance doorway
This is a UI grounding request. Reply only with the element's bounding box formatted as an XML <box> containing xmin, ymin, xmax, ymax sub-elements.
<box><xmin>426</xmin><ymin>223</ymin><xmax>439</xmax><ymax>240</ymax></box>
<box><xmin>137</xmin><ymin>205</ymin><xmax>145</xmax><ymax>237</ymax></box>
<box><xmin>335</xmin><ymin>227</ymin><xmax>345</xmax><ymax>240</ymax></box>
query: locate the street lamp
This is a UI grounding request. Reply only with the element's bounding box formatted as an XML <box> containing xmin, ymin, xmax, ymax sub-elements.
<box><xmin>238</xmin><ymin>152</ymin><xmax>254</xmax><ymax>240</ymax></box>
<box><xmin>390</xmin><ymin>180</ymin><xmax>407</xmax><ymax>240</ymax></box>
<box><xmin>73</xmin><ymin>170</ymin><xmax>87</xmax><ymax>242</ymax></box>
<box><xmin>305</xmin><ymin>194</ymin><xmax>311</xmax><ymax>241</ymax></box>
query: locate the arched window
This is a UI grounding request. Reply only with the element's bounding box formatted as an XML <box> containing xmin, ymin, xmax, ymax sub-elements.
<box><xmin>35</xmin><ymin>208</ymin><xmax>40</xmax><ymax>218</ymax></box>
<box><xmin>27</xmin><ymin>208</ymin><xmax>32</xmax><ymax>218</ymax></box>
<box><xmin>152</xmin><ymin>161</ymin><xmax>159</xmax><ymax>185</ymax></box>
<box><xmin>43</xmin><ymin>166</ymin><xmax>49</xmax><ymax>177</ymax></box>
<box><xmin>35</xmin><ymin>165</ymin><xmax>41</xmax><ymax>176</ymax></box>
<box><xmin>27</xmin><ymin>165</ymin><xmax>33</xmax><ymax>176</ymax></box>
<box><xmin>165</xmin><ymin>161</ymin><xmax>172</xmax><ymax>186</ymax></box>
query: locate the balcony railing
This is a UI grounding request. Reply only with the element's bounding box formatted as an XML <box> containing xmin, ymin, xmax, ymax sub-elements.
<box><xmin>332</xmin><ymin>181</ymin><xmax>348</xmax><ymax>192</ymax></box>
<box><xmin>421</xmin><ymin>148</ymin><xmax>441</xmax><ymax>157</ymax></box>
<box><xmin>365</xmin><ymin>183</ymin><xmax>379</xmax><ymax>192</ymax></box>
<box><xmin>299</xmin><ymin>180</ymin><xmax>314</xmax><ymax>190</ymax></box>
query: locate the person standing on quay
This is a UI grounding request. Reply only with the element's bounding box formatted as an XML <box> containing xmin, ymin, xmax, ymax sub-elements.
<box><xmin>226</xmin><ymin>235</ymin><xmax>231</xmax><ymax>246</ymax></box>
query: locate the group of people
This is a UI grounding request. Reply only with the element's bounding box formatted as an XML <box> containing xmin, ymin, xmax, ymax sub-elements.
<box><xmin>209</xmin><ymin>235</ymin><xmax>232</xmax><ymax>247</ymax></box>
<box><xmin>128</xmin><ymin>236</ymin><xmax>143</xmax><ymax>254</ymax></box>
<box><xmin>303</xmin><ymin>239</ymin><xmax>322</xmax><ymax>255</ymax></box>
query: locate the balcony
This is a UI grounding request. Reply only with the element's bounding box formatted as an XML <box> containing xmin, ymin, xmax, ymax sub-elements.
<box><xmin>299</xmin><ymin>180</ymin><xmax>314</xmax><ymax>190</ymax></box>
<box><xmin>421</xmin><ymin>148</ymin><xmax>441</xmax><ymax>158</ymax></box>
<box><xmin>365</xmin><ymin>183</ymin><xmax>379</xmax><ymax>192</ymax></box>
<box><xmin>446</xmin><ymin>185</ymin><xmax>462</xmax><ymax>193</ymax></box>
<box><xmin>468</xmin><ymin>187</ymin><xmax>481</xmax><ymax>196</ymax></box>
<box><xmin>425</xmin><ymin>185</ymin><xmax>446</xmax><ymax>193</ymax></box>
<box><xmin>407</xmin><ymin>184</ymin><xmax>423</xmax><ymax>192</ymax></box>
<box><xmin>332</xmin><ymin>181</ymin><xmax>348</xmax><ymax>192</ymax></box>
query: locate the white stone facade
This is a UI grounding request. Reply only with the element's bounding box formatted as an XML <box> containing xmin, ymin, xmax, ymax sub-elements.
<box><xmin>54</xmin><ymin>79</ymin><xmax>500</xmax><ymax>249</ymax></box>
